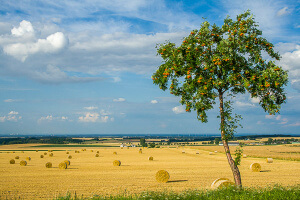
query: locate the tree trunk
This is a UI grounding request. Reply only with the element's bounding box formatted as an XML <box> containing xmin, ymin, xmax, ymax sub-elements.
<box><xmin>219</xmin><ymin>91</ymin><xmax>242</xmax><ymax>187</ymax></box>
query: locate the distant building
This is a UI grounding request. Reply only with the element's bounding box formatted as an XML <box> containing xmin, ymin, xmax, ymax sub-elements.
<box><xmin>219</xmin><ymin>141</ymin><xmax>240</xmax><ymax>146</ymax></box>
<box><xmin>120</xmin><ymin>144</ymin><xmax>127</xmax><ymax>148</ymax></box>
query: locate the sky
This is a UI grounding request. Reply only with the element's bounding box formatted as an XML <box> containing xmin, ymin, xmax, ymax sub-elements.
<box><xmin>0</xmin><ymin>0</ymin><xmax>299</xmax><ymax>136</ymax></box>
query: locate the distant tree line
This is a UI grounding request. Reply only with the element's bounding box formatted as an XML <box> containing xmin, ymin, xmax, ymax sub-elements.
<box><xmin>0</xmin><ymin>137</ymin><xmax>84</xmax><ymax>145</ymax></box>
<box><xmin>264</xmin><ymin>138</ymin><xmax>298</xmax><ymax>145</ymax></box>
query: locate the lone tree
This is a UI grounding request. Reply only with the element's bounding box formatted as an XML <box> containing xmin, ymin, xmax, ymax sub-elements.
<box><xmin>152</xmin><ymin>11</ymin><xmax>288</xmax><ymax>187</ymax></box>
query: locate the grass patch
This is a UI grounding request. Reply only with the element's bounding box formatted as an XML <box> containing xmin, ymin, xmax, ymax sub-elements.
<box><xmin>30</xmin><ymin>144</ymin><xmax>118</xmax><ymax>148</ymax></box>
<box><xmin>56</xmin><ymin>185</ymin><xmax>300</xmax><ymax>200</ymax></box>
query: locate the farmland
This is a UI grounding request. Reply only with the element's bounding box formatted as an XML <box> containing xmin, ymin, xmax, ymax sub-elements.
<box><xmin>0</xmin><ymin>143</ymin><xmax>299</xmax><ymax>199</ymax></box>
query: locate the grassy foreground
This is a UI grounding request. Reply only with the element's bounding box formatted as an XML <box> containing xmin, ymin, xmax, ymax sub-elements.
<box><xmin>57</xmin><ymin>185</ymin><xmax>300</xmax><ymax>200</ymax></box>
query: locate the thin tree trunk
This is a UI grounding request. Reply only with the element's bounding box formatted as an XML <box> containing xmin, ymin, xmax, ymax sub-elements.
<box><xmin>219</xmin><ymin>91</ymin><xmax>242</xmax><ymax>187</ymax></box>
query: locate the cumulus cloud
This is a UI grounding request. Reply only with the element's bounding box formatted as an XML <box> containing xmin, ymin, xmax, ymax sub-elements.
<box><xmin>4</xmin><ymin>28</ymin><xmax>68</xmax><ymax>61</ymax></box>
<box><xmin>0</xmin><ymin>111</ymin><xmax>22</xmax><ymax>122</ymax></box>
<box><xmin>236</xmin><ymin>101</ymin><xmax>255</xmax><ymax>107</ymax></box>
<box><xmin>38</xmin><ymin>115</ymin><xmax>69</xmax><ymax>123</ymax></box>
<box><xmin>11</xmin><ymin>20</ymin><xmax>35</xmax><ymax>38</ymax></box>
<box><xmin>172</xmin><ymin>105</ymin><xmax>185</xmax><ymax>114</ymax></box>
<box><xmin>113</xmin><ymin>98</ymin><xmax>126</xmax><ymax>102</ymax></box>
<box><xmin>151</xmin><ymin>100</ymin><xmax>158</xmax><ymax>104</ymax></box>
<box><xmin>38</xmin><ymin>115</ymin><xmax>53</xmax><ymax>122</ymax></box>
<box><xmin>249</xmin><ymin>96</ymin><xmax>260</xmax><ymax>104</ymax></box>
<box><xmin>78</xmin><ymin>112</ymin><xmax>112</xmax><ymax>123</ymax></box>
<box><xmin>84</xmin><ymin>106</ymin><xmax>98</xmax><ymax>110</ymax></box>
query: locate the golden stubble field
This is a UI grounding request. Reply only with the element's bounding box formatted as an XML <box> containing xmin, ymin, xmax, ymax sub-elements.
<box><xmin>0</xmin><ymin>144</ymin><xmax>299</xmax><ymax>199</ymax></box>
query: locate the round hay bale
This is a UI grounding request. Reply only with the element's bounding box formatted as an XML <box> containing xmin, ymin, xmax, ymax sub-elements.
<box><xmin>15</xmin><ymin>156</ymin><xmax>19</xmax><ymax>159</ymax></box>
<box><xmin>121</xmin><ymin>147</ymin><xmax>123</xmax><ymax>149</ymax></box>
<box><xmin>211</xmin><ymin>178</ymin><xmax>230</xmax><ymax>188</ymax></box>
<box><xmin>68</xmin><ymin>155</ymin><xmax>72</xmax><ymax>159</ymax></box>
<box><xmin>48</xmin><ymin>150</ymin><xmax>52</xmax><ymax>152</ymax></box>
<box><xmin>20</xmin><ymin>160</ymin><xmax>27</xmax><ymax>166</ymax></box>
<box><xmin>66</xmin><ymin>152</ymin><xmax>69</xmax><ymax>154</ymax></box>
<box><xmin>148</xmin><ymin>156</ymin><xmax>154</xmax><ymax>161</ymax></box>
<box><xmin>113</xmin><ymin>152</ymin><xmax>117</xmax><ymax>155</ymax></box>
<box><xmin>196</xmin><ymin>151</ymin><xmax>199</xmax><ymax>154</ymax></box>
<box><xmin>155</xmin><ymin>170</ymin><xmax>170</xmax><ymax>183</ymax></box>
<box><xmin>250</xmin><ymin>163</ymin><xmax>261</xmax><ymax>172</ymax></box>
<box><xmin>45</xmin><ymin>162</ymin><xmax>52</xmax><ymax>168</ymax></box>
<box><xmin>21</xmin><ymin>151</ymin><xmax>24</xmax><ymax>153</ymax></box>
<box><xmin>139</xmin><ymin>149</ymin><xmax>142</xmax><ymax>154</ymax></box>
<box><xmin>10</xmin><ymin>159</ymin><xmax>15</xmax><ymax>164</ymax></box>
<box><xmin>182</xmin><ymin>151</ymin><xmax>185</xmax><ymax>153</ymax></box>
<box><xmin>96</xmin><ymin>151</ymin><xmax>99</xmax><ymax>153</ymax></box>
<box><xmin>26</xmin><ymin>157</ymin><xmax>31</xmax><ymax>161</ymax></box>
<box><xmin>243</xmin><ymin>154</ymin><xmax>247</xmax><ymax>158</ymax></box>
<box><xmin>49</xmin><ymin>153</ymin><xmax>53</xmax><ymax>157</ymax></box>
<box><xmin>266</xmin><ymin>158</ymin><xmax>273</xmax><ymax>163</ymax></box>
<box><xmin>64</xmin><ymin>160</ymin><xmax>71</xmax><ymax>166</ymax></box>
<box><xmin>213</xmin><ymin>180</ymin><xmax>235</xmax><ymax>189</ymax></box>
<box><xmin>13</xmin><ymin>151</ymin><xmax>15</xmax><ymax>153</ymax></box>
<box><xmin>95</xmin><ymin>154</ymin><xmax>99</xmax><ymax>157</ymax></box>
<box><xmin>44</xmin><ymin>152</ymin><xmax>47</xmax><ymax>155</ymax></box>
<box><xmin>36</xmin><ymin>150</ymin><xmax>38</xmax><ymax>152</ymax></box>
<box><xmin>127</xmin><ymin>147</ymin><xmax>129</xmax><ymax>149</ymax></box>
<box><xmin>59</xmin><ymin>162</ymin><xmax>67</xmax><ymax>169</ymax></box>
<box><xmin>209</xmin><ymin>152</ymin><xmax>213</xmax><ymax>155</ymax></box>
<box><xmin>113</xmin><ymin>160</ymin><xmax>121</xmax><ymax>166</ymax></box>
<box><xmin>40</xmin><ymin>155</ymin><xmax>44</xmax><ymax>158</ymax></box>
<box><xmin>90</xmin><ymin>150</ymin><xmax>93</xmax><ymax>152</ymax></box>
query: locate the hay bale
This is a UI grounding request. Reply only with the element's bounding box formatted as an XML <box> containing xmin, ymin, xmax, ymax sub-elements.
<box><xmin>96</xmin><ymin>151</ymin><xmax>99</xmax><ymax>153</ymax></box>
<box><xmin>250</xmin><ymin>163</ymin><xmax>261</xmax><ymax>172</ymax></box>
<box><xmin>113</xmin><ymin>160</ymin><xmax>121</xmax><ymax>166</ymax></box>
<box><xmin>59</xmin><ymin>162</ymin><xmax>67</xmax><ymax>169</ymax></box>
<box><xmin>113</xmin><ymin>152</ymin><xmax>117</xmax><ymax>155</ymax></box>
<box><xmin>213</xmin><ymin>180</ymin><xmax>235</xmax><ymax>189</ymax></box>
<box><xmin>214</xmin><ymin>151</ymin><xmax>218</xmax><ymax>153</ymax></box>
<box><xmin>44</xmin><ymin>152</ymin><xmax>47</xmax><ymax>155</ymax></box>
<box><xmin>243</xmin><ymin>154</ymin><xmax>247</xmax><ymax>158</ymax></box>
<box><xmin>196</xmin><ymin>151</ymin><xmax>199</xmax><ymax>154</ymax></box>
<box><xmin>182</xmin><ymin>151</ymin><xmax>185</xmax><ymax>154</ymax></box>
<box><xmin>139</xmin><ymin>149</ymin><xmax>142</xmax><ymax>154</ymax></box>
<box><xmin>211</xmin><ymin>178</ymin><xmax>229</xmax><ymax>188</ymax></box>
<box><xmin>266</xmin><ymin>158</ymin><xmax>273</xmax><ymax>163</ymax></box>
<box><xmin>64</xmin><ymin>160</ymin><xmax>71</xmax><ymax>166</ymax></box>
<box><xmin>209</xmin><ymin>152</ymin><xmax>213</xmax><ymax>155</ymax></box>
<box><xmin>45</xmin><ymin>162</ymin><xmax>52</xmax><ymax>168</ymax></box>
<box><xmin>148</xmin><ymin>156</ymin><xmax>153</xmax><ymax>161</ymax></box>
<box><xmin>68</xmin><ymin>155</ymin><xmax>72</xmax><ymax>159</ymax></box>
<box><xmin>20</xmin><ymin>160</ymin><xmax>27</xmax><ymax>166</ymax></box>
<box><xmin>95</xmin><ymin>154</ymin><xmax>99</xmax><ymax>157</ymax></box>
<box><xmin>49</xmin><ymin>153</ymin><xmax>53</xmax><ymax>157</ymax></box>
<box><xmin>10</xmin><ymin>159</ymin><xmax>15</xmax><ymax>164</ymax></box>
<box><xmin>15</xmin><ymin>156</ymin><xmax>19</xmax><ymax>159</ymax></box>
<box><xmin>66</xmin><ymin>152</ymin><xmax>69</xmax><ymax>154</ymax></box>
<box><xmin>26</xmin><ymin>157</ymin><xmax>31</xmax><ymax>161</ymax></box>
<box><xmin>90</xmin><ymin>150</ymin><xmax>93</xmax><ymax>152</ymax></box>
<box><xmin>155</xmin><ymin>170</ymin><xmax>170</xmax><ymax>183</ymax></box>
<box><xmin>127</xmin><ymin>147</ymin><xmax>129</xmax><ymax>149</ymax></box>
<box><xmin>48</xmin><ymin>150</ymin><xmax>52</xmax><ymax>152</ymax></box>
<box><xmin>40</xmin><ymin>155</ymin><xmax>44</xmax><ymax>158</ymax></box>
<box><xmin>36</xmin><ymin>150</ymin><xmax>38</xmax><ymax>152</ymax></box>
<box><xmin>21</xmin><ymin>151</ymin><xmax>24</xmax><ymax>153</ymax></box>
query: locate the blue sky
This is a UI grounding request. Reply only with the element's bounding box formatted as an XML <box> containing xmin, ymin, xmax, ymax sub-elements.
<box><xmin>0</xmin><ymin>0</ymin><xmax>299</xmax><ymax>135</ymax></box>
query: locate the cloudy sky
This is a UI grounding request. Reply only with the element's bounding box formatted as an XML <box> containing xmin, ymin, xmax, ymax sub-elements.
<box><xmin>0</xmin><ymin>0</ymin><xmax>299</xmax><ymax>135</ymax></box>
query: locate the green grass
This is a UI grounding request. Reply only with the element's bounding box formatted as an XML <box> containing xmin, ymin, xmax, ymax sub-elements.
<box><xmin>30</xmin><ymin>144</ymin><xmax>119</xmax><ymax>148</ymax></box>
<box><xmin>56</xmin><ymin>185</ymin><xmax>300</xmax><ymax>200</ymax></box>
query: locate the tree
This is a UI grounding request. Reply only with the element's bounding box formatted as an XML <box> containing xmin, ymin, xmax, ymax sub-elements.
<box><xmin>140</xmin><ymin>138</ymin><xmax>147</xmax><ymax>147</ymax></box>
<box><xmin>152</xmin><ymin>11</ymin><xmax>288</xmax><ymax>187</ymax></box>
<box><xmin>215</xmin><ymin>138</ymin><xmax>220</xmax><ymax>145</ymax></box>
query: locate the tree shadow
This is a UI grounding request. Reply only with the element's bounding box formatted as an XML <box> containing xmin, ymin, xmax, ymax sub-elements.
<box><xmin>167</xmin><ymin>180</ymin><xmax>188</xmax><ymax>183</ymax></box>
<box><xmin>260</xmin><ymin>170</ymin><xmax>271</xmax><ymax>172</ymax></box>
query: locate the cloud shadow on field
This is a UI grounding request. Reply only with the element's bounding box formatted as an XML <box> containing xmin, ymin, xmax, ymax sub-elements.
<box><xmin>167</xmin><ymin>180</ymin><xmax>188</xmax><ymax>183</ymax></box>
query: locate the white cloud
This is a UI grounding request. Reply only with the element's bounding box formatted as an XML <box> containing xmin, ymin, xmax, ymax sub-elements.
<box><xmin>38</xmin><ymin>115</ymin><xmax>53</xmax><ymax>122</ymax></box>
<box><xmin>4</xmin><ymin>99</ymin><xmax>23</xmax><ymax>103</ymax></box>
<box><xmin>11</xmin><ymin>20</ymin><xmax>35</xmax><ymax>38</ymax></box>
<box><xmin>250</xmin><ymin>96</ymin><xmax>260</xmax><ymax>104</ymax></box>
<box><xmin>38</xmin><ymin>115</ymin><xmax>70</xmax><ymax>123</ymax></box>
<box><xmin>4</xmin><ymin>30</ymin><xmax>68</xmax><ymax>61</ymax></box>
<box><xmin>78</xmin><ymin>111</ymin><xmax>112</xmax><ymax>123</ymax></box>
<box><xmin>265</xmin><ymin>115</ymin><xmax>275</xmax><ymax>119</ymax></box>
<box><xmin>284</xmin><ymin>122</ymin><xmax>300</xmax><ymax>127</ymax></box>
<box><xmin>236</xmin><ymin>101</ymin><xmax>255</xmax><ymax>107</ymax></box>
<box><xmin>84</xmin><ymin>106</ymin><xmax>98</xmax><ymax>110</ymax></box>
<box><xmin>279</xmin><ymin>118</ymin><xmax>288</xmax><ymax>124</ymax></box>
<box><xmin>113</xmin><ymin>98</ymin><xmax>126</xmax><ymax>102</ymax></box>
<box><xmin>0</xmin><ymin>111</ymin><xmax>22</xmax><ymax>122</ymax></box>
<box><xmin>277</xmin><ymin>7</ymin><xmax>290</xmax><ymax>16</ymax></box>
<box><xmin>172</xmin><ymin>105</ymin><xmax>185</xmax><ymax>114</ymax></box>
<box><xmin>151</xmin><ymin>100</ymin><xmax>158</xmax><ymax>104</ymax></box>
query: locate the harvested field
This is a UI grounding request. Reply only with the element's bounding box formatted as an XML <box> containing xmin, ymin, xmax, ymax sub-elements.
<box><xmin>0</xmin><ymin>144</ymin><xmax>299</xmax><ymax>199</ymax></box>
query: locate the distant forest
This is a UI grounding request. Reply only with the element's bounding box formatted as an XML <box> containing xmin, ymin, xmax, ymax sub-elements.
<box><xmin>0</xmin><ymin>137</ymin><xmax>85</xmax><ymax>145</ymax></box>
